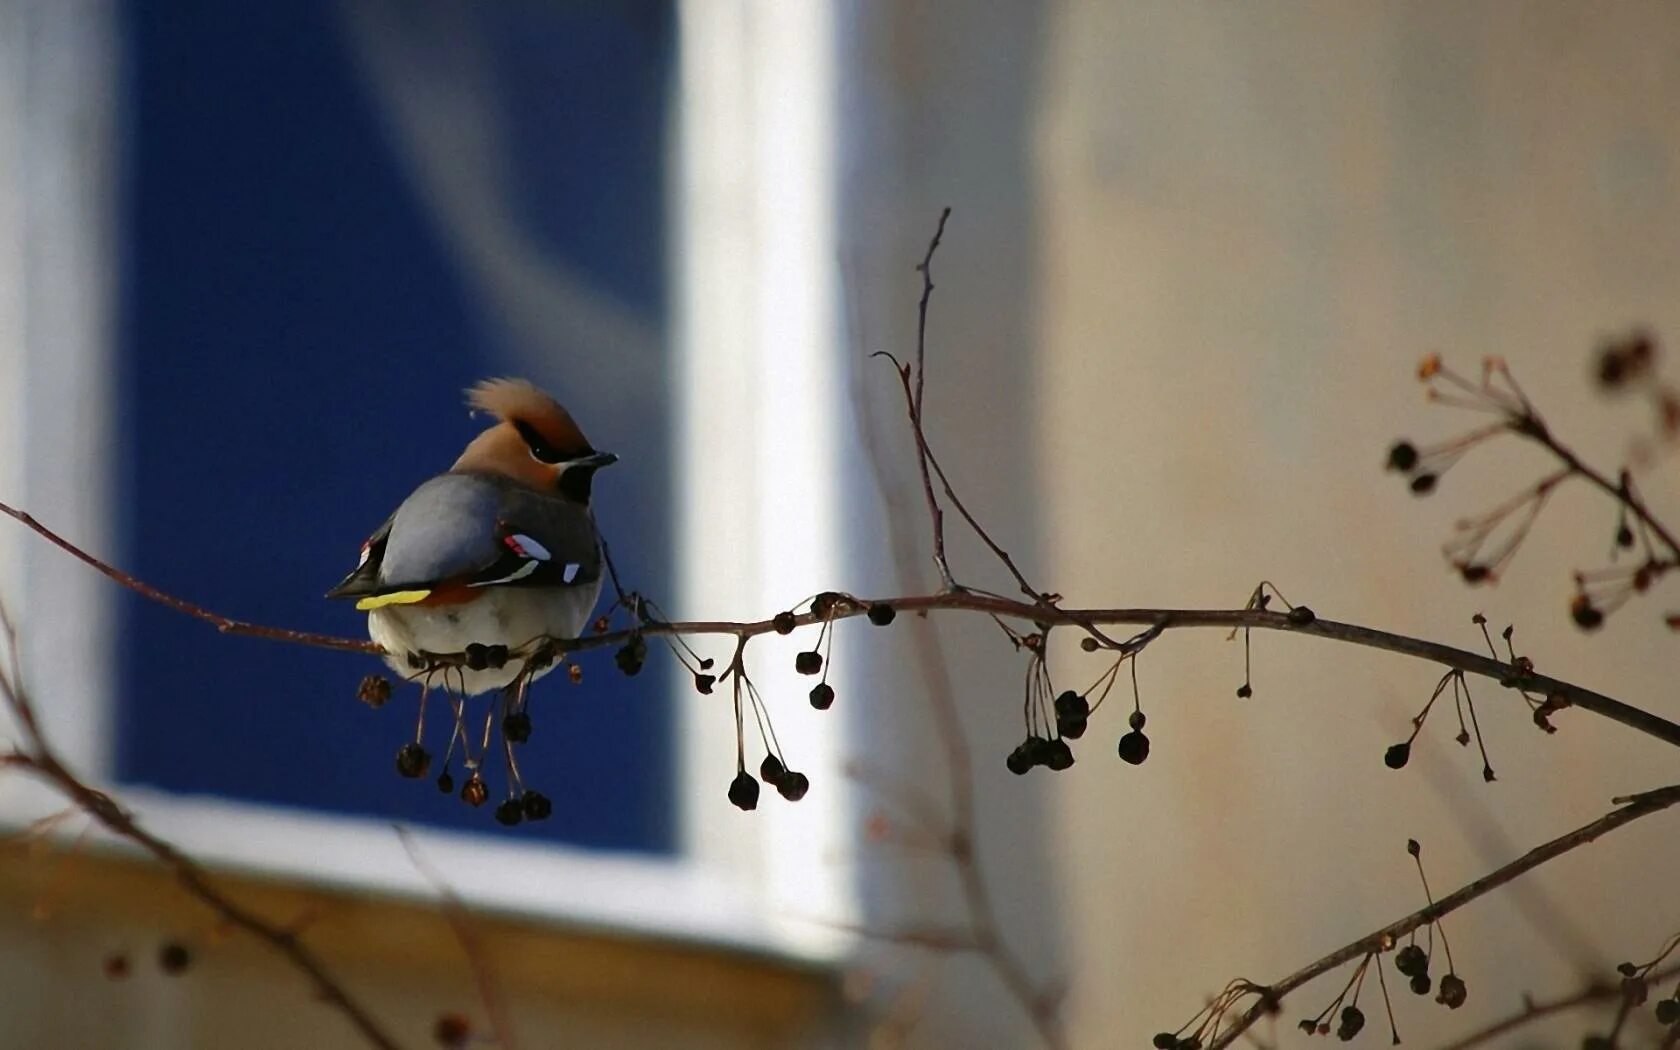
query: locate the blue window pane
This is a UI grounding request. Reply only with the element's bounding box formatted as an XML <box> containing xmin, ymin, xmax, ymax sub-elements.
<box><xmin>114</xmin><ymin>1</ymin><xmax>674</xmax><ymax>853</ymax></box>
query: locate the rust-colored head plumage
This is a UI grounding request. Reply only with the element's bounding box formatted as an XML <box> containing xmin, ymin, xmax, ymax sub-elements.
<box><xmin>466</xmin><ymin>377</ymin><xmax>593</xmax><ymax>458</ymax></box>
<box><xmin>453</xmin><ymin>378</ymin><xmax>614</xmax><ymax>499</ymax></box>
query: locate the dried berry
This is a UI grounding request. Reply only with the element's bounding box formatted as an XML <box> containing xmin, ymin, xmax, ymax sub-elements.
<box><xmin>1616</xmin><ymin>524</ymin><xmax>1635</xmax><ymax>549</ymax></box>
<box><xmin>1410</xmin><ymin>473</ymin><xmax>1438</xmax><ymax>495</ymax></box>
<box><xmin>1336</xmin><ymin>1005</ymin><xmax>1364</xmax><ymax>1041</ymax></box>
<box><xmin>521</xmin><ymin>790</ymin><xmax>552</xmax><ymax>821</ymax></box>
<box><xmin>1437</xmin><ymin>973</ymin><xmax>1467</xmax><ymax>1009</ymax></box>
<box><xmin>694</xmin><ymin>673</ymin><xmax>716</xmax><ymax>694</ymax></box>
<box><xmin>1460</xmin><ymin>564</ymin><xmax>1491</xmax><ymax>584</ymax></box>
<box><xmin>773</xmin><ymin>611</ymin><xmax>797</xmax><ymax>635</ymax></box>
<box><xmin>463</xmin><ymin>643</ymin><xmax>489</xmax><ymax>671</ymax></box>
<box><xmin>1571</xmin><ymin>595</ymin><xmax>1604</xmax><ymax>631</ymax></box>
<box><xmin>158</xmin><ymin>941</ymin><xmax>191</xmax><ymax>976</ymax></box>
<box><xmin>1394</xmin><ymin>944</ymin><xmax>1427</xmax><ymax>977</ymax></box>
<box><xmin>1023</xmin><ymin>735</ymin><xmax>1055</xmax><ymax>768</ymax></box>
<box><xmin>809</xmin><ymin>682</ymin><xmax>835</xmax><ymax>710</ymax></box>
<box><xmin>494</xmin><ymin>799</ymin><xmax>524</xmax><ymax>826</ymax></box>
<box><xmin>1153</xmin><ymin>1034</ymin><xmax>1176</xmax><ymax>1050</ymax></box>
<box><xmin>1387</xmin><ymin>441</ymin><xmax>1419</xmax><ymax>472</ymax></box>
<box><xmin>866</xmin><ymin>602</ymin><xmax>896</xmax><ymax>626</ymax></box>
<box><xmin>1117</xmin><ymin>730</ymin><xmax>1150</xmax><ymax>765</ymax></box>
<box><xmin>760</xmin><ymin>754</ymin><xmax>786</xmax><ymax>785</ymax></box>
<box><xmin>1054</xmin><ymin>691</ymin><xmax>1090</xmax><ymax>721</ymax></box>
<box><xmin>356</xmin><ymin>674</ymin><xmax>392</xmax><ymax>708</ymax></box>
<box><xmin>1384</xmin><ymin>742</ymin><xmax>1412</xmax><ymax>770</ymax></box>
<box><xmin>436</xmin><ymin>770</ymin><xmax>454</xmax><ymax>794</ymax></box>
<box><xmin>1286</xmin><ymin>605</ymin><xmax>1316</xmax><ymax>626</ymax></box>
<box><xmin>396</xmin><ymin>742</ymin><xmax>431</xmax><ymax>779</ymax></box>
<box><xmin>728</xmin><ymin>771</ymin><xmax>759</xmax><ymax>811</ymax></box>
<box><xmin>1409</xmin><ymin>973</ymin><xmax>1432</xmax><ymax>996</ymax></box>
<box><xmin>1006</xmin><ymin>743</ymin><xmax>1033</xmax><ymax>776</ymax></box>
<box><xmin>1059</xmin><ymin>716</ymin><xmax>1088</xmax><ymax>740</ymax></box>
<box><xmin>434</xmin><ymin>1013</ymin><xmax>471</xmax><ymax>1048</ymax></box>
<box><xmin>1654</xmin><ymin>998</ymin><xmax>1679</xmax><ymax>1025</ymax></box>
<box><xmin>614</xmin><ymin>635</ymin><xmax>647</xmax><ymax>676</ymax></box>
<box><xmin>1129</xmin><ymin>710</ymin><xmax>1146</xmax><ymax>731</ymax></box>
<box><xmin>795</xmin><ymin>650</ymin><xmax>823</xmax><ymax>676</ymax></box>
<box><xmin>461</xmin><ymin>774</ymin><xmax>488</xmax><ymax>808</ymax></box>
<box><xmin>1043</xmin><ymin>739</ymin><xmax>1075</xmax><ymax>771</ymax></box>
<box><xmin>776</xmin><ymin>771</ymin><xmax>810</xmax><ymax>802</ymax></box>
<box><xmin>1235</xmin><ymin>684</ymin><xmax>1253</xmax><ymax>699</ymax></box>
<box><xmin>502</xmin><ymin>711</ymin><xmax>532</xmax><ymax>744</ymax></box>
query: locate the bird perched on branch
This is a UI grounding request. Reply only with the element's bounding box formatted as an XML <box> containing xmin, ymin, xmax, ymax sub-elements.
<box><xmin>327</xmin><ymin>378</ymin><xmax>616</xmax><ymax>695</ymax></box>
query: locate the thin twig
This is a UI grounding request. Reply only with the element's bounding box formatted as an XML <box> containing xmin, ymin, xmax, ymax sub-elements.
<box><xmin>0</xmin><ymin>610</ymin><xmax>401</xmax><ymax>1050</ymax></box>
<box><xmin>1205</xmin><ymin>784</ymin><xmax>1680</xmax><ymax>1050</ymax></box>
<box><xmin>0</xmin><ymin>501</ymin><xmax>378</xmax><ymax>654</ymax></box>
<box><xmin>396</xmin><ymin>828</ymin><xmax>520</xmax><ymax>1050</ymax></box>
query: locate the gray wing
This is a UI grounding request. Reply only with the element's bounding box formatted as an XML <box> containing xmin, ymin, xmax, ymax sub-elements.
<box><xmin>374</xmin><ymin>472</ymin><xmax>600</xmax><ymax>592</ymax></box>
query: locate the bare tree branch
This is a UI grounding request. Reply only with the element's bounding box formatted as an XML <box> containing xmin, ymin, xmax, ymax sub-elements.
<box><xmin>0</xmin><ymin>608</ymin><xmax>404</xmax><ymax>1050</ymax></box>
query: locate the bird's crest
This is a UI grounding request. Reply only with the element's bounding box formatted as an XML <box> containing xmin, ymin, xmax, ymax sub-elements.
<box><xmin>466</xmin><ymin>378</ymin><xmax>592</xmax><ymax>458</ymax></box>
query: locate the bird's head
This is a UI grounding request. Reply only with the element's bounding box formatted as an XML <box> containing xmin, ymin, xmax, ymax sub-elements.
<box><xmin>453</xmin><ymin>378</ymin><xmax>618</xmax><ymax>503</ymax></box>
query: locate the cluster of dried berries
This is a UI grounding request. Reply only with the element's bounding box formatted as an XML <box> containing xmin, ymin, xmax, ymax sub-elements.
<box><xmin>1605</xmin><ymin>932</ymin><xmax>1680</xmax><ymax>1037</ymax></box>
<box><xmin>1382</xmin><ymin>666</ymin><xmax>1496</xmax><ymax>783</ymax></box>
<box><xmin>373</xmin><ymin>651</ymin><xmax>559</xmax><ymax>827</ymax></box>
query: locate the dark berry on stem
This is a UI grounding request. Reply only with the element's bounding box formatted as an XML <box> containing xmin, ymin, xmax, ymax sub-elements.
<box><xmin>1043</xmin><ymin>739</ymin><xmax>1075</xmax><ymax>771</ymax></box>
<box><xmin>463</xmin><ymin>643</ymin><xmax>488</xmax><ymax>671</ymax></box>
<box><xmin>502</xmin><ymin>711</ymin><xmax>532</xmax><ymax>744</ymax></box>
<box><xmin>158</xmin><ymin>942</ymin><xmax>191</xmax><ymax>975</ymax></box>
<box><xmin>795</xmin><ymin>650</ymin><xmax>823</xmax><ymax>676</ymax></box>
<box><xmin>1388</xmin><ymin>441</ymin><xmax>1419</xmax><ymax>472</ymax></box>
<box><xmin>1384</xmin><ymin>742</ymin><xmax>1412</xmax><ymax>769</ymax></box>
<box><xmin>1024</xmin><ymin>735</ymin><xmax>1055</xmax><ymax>768</ymax></box>
<box><xmin>728</xmin><ymin>771</ymin><xmax>760</xmax><ymax>811</ymax></box>
<box><xmin>1395</xmin><ymin>944</ymin><xmax>1427</xmax><ymax>977</ymax></box>
<box><xmin>396</xmin><ymin>742</ymin><xmax>431</xmax><ymax>779</ymax></box>
<box><xmin>1286</xmin><ymin>605</ymin><xmax>1316</xmax><ymax>625</ymax></box>
<box><xmin>1153</xmin><ymin>1035</ymin><xmax>1176</xmax><ymax>1050</ymax></box>
<box><xmin>773</xmin><ymin>611</ymin><xmax>797</xmax><ymax>635</ymax></box>
<box><xmin>1437</xmin><ymin>973</ymin><xmax>1467</xmax><ymax>1009</ymax></box>
<box><xmin>1117</xmin><ymin>730</ymin><xmax>1150</xmax><ymax>765</ymax></box>
<box><xmin>694</xmin><ymin>673</ymin><xmax>716</xmax><ymax>694</ymax></box>
<box><xmin>1409</xmin><ymin>972</ymin><xmax>1432</xmax><ymax>996</ymax></box>
<box><xmin>436</xmin><ymin>771</ymin><xmax>454</xmax><ymax>794</ymax></box>
<box><xmin>867</xmin><ymin>602</ymin><xmax>896</xmax><ymax>626</ymax></box>
<box><xmin>494</xmin><ymin>799</ymin><xmax>524</xmax><ymax>826</ymax></box>
<box><xmin>1006</xmin><ymin>744</ymin><xmax>1033</xmax><ymax>776</ymax></box>
<box><xmin>809</xmin><ymin>682</ymin><xmax>835</xmax><ymax>710</ymax></box>
<box><xmin>1616</xmin><ymin>524</ymin><xmax>1635</xmax><ymax>549</ymax></box>
<box><xmin>1336</xmin><ymin>1005</ymin><xmax>1364</xmax><ymax>1041</ymax></box>
<box><xmin>1571</xmin><ymin>595</ymin><xmax>1604</xmax><ymax>631</ymax></box>
<box><xmin>776</xmin><ymin>771</ymin><xmax>810</xmax><ymax>802</ymax></box>
<box><xmin>1654</xmin><ymin>999</ymin><xmax>1678</xmax><ymax>1025</ymax></box>
<box><xmin>1059</xmin><ymin>715</ymin><xmax>1088</xmax><ymax>740</ymax></box>
<box><xmin>1129</xmin><ymin>710</ymin><xmax>1146</xmax><ymax>731</ymax></box>
<box><xmin>1410</xmin><ymin>473</ymin><xmax>1438</xmax><ymax>495</ymax></box>
<box><xmin>1236</xmin><ymin>684</ymin><xmax>1253</xmax><ymax>699</ymax></box>
<box><xmin>521</xmin><ymin>790</ymin><xmax>552</xmax><ymax>821</ymax></box>
<box><xmin>760</xmin><ymin>754</ymin><xmax>786</xmax><ymax>785</ymax></box>
<box><xmin>1054</xmin><ymin>690</ymin><xmax>1089</xmax><ymax>721</ymax></box>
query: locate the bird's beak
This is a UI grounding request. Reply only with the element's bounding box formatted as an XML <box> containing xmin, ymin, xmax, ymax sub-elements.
<box><xmin>570</xmin><ymin>450</ymin><xmax>619</xmax><ymax>470</ymax></box>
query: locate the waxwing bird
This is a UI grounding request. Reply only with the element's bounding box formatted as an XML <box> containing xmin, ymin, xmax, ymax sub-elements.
<box><xmin>327</xmin><ymin>378</ymin><xmax>617</xmax><ymax>695</ymax></box>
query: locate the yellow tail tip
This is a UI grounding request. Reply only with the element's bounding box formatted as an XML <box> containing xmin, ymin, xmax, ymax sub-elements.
<box><xmin>355</xmin><ymin>590</ymin><xmax>432</xmax><ymax>611</ymax></box>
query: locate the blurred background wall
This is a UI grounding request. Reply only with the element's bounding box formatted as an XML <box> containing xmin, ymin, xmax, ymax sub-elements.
<box><xmin>2</xmin><ymin>2</ymin><xmax>1679</xmax><ymax>1048</ymax></box>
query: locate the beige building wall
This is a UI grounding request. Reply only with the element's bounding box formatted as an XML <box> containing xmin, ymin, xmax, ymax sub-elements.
<box><xmin>1032</xmin><ymin>3</ymin><xmax>1680</xmax><ymax>1047</ymax></box>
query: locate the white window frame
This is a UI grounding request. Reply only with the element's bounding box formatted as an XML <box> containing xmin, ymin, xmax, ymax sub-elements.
<box><xmin>0</xmin><ymin>0</ymin><xmax>856</xmax><ymax>960</ymax></box>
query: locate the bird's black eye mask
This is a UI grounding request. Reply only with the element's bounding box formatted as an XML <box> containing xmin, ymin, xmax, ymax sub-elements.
<box><xmin>514</xmin><ymin>419</ymin><xmax>571</xmax><ymax>465</ymax></box>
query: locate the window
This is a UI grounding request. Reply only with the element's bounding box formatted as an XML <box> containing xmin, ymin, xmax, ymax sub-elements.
<box><xmin>3</xmin><ymin>0</ymin><xmax>853</xmax><ymax>952</ymax></box>
<box><xmin>116</xmin><ymin>1</ymin><xmax>676</xmax><ymax>853</ymax></box>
